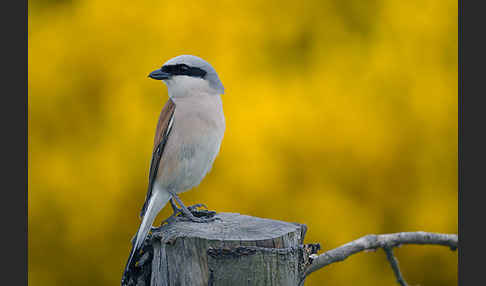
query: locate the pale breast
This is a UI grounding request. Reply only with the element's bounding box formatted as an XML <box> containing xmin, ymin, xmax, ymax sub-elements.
<box><xmin>155</xmin><ymin>94</ymin><xmax>225</xmax><ymax>193</ymax></box>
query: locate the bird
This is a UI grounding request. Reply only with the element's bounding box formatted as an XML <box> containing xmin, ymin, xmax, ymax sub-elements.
<box><xmin>122</xmin><ymin>55</ymin><xmax>226</xmax><ymax>284</ymax></box>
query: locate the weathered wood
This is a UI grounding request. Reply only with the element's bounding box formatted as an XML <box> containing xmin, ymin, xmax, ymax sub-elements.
<box><xmin>123</xmin><ymin>212</ymin><xmax>319</xmax><ymax>286</ymax></box>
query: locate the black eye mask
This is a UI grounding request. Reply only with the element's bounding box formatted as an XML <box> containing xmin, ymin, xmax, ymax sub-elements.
<box><xmin>161</xmin><ymin>64</ymin><xmax>207</xmax><ymax>78</ymax></box>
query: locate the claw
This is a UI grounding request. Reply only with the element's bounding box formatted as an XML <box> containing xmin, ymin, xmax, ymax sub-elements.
<box><xmin>176</xmin><ymin>211</ymin><xmax>218</xmax><ymax>223</ymax></box>
<box><xmin>187</xmin><ymin>203</ymin><xmax>207</xmax><ymax>212</ymax></box>
<box><xmin>167</xmin><ymin>193</ymin><xmax>217</xmax><ymax>224</ymax></box>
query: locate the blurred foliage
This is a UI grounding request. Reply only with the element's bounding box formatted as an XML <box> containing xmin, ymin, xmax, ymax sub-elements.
<box><xmin>28</xmin><ymin>0</ymin><xmax>457</xmax><ymax>285</ymax></box>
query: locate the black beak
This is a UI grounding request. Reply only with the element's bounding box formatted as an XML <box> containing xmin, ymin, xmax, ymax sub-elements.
<box><xmin>148</xmin><ymin>69</ymin><xmax>171</xmax><ymax>80</ymax></box>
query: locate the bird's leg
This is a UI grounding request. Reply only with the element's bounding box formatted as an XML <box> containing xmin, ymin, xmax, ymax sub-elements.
<box><xmin>168</xmin><ymin>193</ymin><xmax>209</xmax><ymax>214</ymax></box>
<box><xmin>170</xmin><ymin>199</ymin><xmax>212</xmax><ymax>219</ymax></box>
<box><xmin>169</xmin><ymin>198</ymin><xmax>182</xmax><ymax>213</ymax></box>
<box><xmin>169</xmin><ymin>192</ymin><xmax>217</xmax><ymax>223</ymax></box>
<box><xmin>171</xmin><ymin>196</ymin><xmax>208</xmax><ymax>213</ymax></box>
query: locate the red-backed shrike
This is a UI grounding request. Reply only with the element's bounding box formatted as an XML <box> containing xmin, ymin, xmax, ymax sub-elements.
<box><xmin>123</xmin><ymin>55</ymin><xmax>225</xmax><ymax>283</ymax></box>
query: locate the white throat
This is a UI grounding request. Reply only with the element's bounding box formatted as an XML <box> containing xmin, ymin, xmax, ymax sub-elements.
<box><xmin>164</xmin><ymin>76</ymin><xmax>220</xmax><ymax>99</ymax></box>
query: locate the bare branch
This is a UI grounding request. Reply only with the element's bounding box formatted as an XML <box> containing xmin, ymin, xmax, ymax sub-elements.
<box><xmin>304</xmin><ymin>231</ymin><xmax>458</xmax><ymax>281</ymax></box>
<box><xmin>384</xmin><ymin>246</ymin><xmax>408</xmax><ymax>286</ymax></box>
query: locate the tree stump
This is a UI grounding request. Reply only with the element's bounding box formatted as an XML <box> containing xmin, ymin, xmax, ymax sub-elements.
<box><xmin>124</xmin><ymin>212</ymin><xmax>320</xmax><ymax>286</ymax></box>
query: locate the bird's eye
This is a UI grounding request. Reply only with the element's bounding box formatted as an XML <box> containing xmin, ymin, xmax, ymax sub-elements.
<box><xmin>180</xmin><ymin>65</ymin><xmax>189</xmax><ymax>71</ymax></box>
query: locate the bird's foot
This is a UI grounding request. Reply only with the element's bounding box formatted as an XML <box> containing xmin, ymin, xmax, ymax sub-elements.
<box><xmin>168</xmin><ymin>193</ymin><xmax>219</xmax><ymax>223</ymax></box>
<box><xmin>172</xmin><ymin>202</ymin><xmax>208</xmax><ymax>213</ymax></box>
<box><xmin>150</xmin><ymin>203</ymin><xmax>213</xmax><ymax>232</ymax></box>
<box><xmin>175</xmin><ymin>203</ymin><xmax>218</xmax><ymax>223</ymax></box>
<box><xmin>176</xmin><ymin>211</ymin><xmax>219</xmax><ymax>223</ymax></box>
<box><xmin>187</xmin><ymin>203</ymin><xmax>207</xmax><ymax>212</ymax></box>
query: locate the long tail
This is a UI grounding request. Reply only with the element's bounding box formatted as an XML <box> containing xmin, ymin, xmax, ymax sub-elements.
<box><xmin>122</xmin><ymin>190</ymin><xmax>171</xmax><ymax>285</ymax></box>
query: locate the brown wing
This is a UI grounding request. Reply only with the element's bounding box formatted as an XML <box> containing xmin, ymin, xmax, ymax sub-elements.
<box><xmin>139</xmin><ymin>98</ymin><xmax>176</xmax><ymax>218</ymax></box>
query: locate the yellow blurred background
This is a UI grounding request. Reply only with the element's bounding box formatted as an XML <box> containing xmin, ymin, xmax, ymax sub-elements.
<box><xmin>28</xmin><ymin>0</ymin><xmax>457</xmax><ymax>285</ymax></box>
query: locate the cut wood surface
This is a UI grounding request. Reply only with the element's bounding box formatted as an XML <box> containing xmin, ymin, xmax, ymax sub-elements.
<box><xmin>123</xmin><ymin>212</ymin><xmax>319</xmax><ymax>286</ymax></box>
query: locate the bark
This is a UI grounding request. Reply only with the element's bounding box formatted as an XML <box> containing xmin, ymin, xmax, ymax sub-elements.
<box><xmin>123</xmin><ymin>212</ymin><xmax>319</xmax><ymax>286</ymax></box>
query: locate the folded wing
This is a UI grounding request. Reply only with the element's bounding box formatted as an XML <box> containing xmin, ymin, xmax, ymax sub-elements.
<box><xmin>139</xmin><ymin>98</ymin><xmax>176</xmax><ymax>218</ymax></box>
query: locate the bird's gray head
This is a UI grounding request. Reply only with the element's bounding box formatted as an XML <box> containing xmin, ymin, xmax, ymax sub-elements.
<box><xmin>148</xmin><ymin>55</ymin><xmax>224</xmax><ymax>97</ymax></box>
